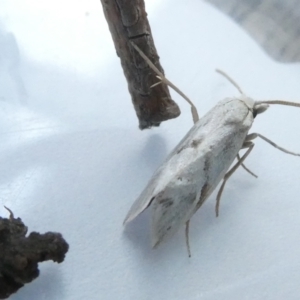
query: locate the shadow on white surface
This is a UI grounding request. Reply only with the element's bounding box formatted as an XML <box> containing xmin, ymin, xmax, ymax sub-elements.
<box><xmin>0</xmin><ymin>25</ymin><xmax>27</xmax><ymax>104</ymax></box>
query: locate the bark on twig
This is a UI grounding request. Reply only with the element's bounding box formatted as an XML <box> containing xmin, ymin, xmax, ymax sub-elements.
<box><xmin>100</xmin><ymin>0</ymin><xmax>181</xmax><ymax>129</ymax></box>
<box><xmin>0</xmin><ymin>208</ymin><xmax>69</xmax><ymax>299</ymax></box>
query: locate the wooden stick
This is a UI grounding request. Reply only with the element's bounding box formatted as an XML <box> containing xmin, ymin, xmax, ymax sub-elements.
<box><xmin>100</xmin><ymin>0</ymin><xmax>181</xmax><ymax>129</ymax></box>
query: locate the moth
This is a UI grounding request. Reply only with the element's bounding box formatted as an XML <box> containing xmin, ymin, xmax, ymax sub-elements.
<box><xmin>124</xmin><ymin>42</ymin><xmax>300</xmax><ymax>256</ymax></box>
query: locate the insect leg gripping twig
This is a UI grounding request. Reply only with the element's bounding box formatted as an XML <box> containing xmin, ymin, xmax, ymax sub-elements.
<box><xmin>130</xmin><ymin>42</ymin><xmax>199</xmax><ymax>123</ymax></box>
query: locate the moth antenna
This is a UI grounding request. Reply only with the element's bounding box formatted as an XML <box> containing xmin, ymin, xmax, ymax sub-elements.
<box><xmin>4</xmin><ymin>206</ymin><xmax>14</xmax><ymax>220</ymax></box>
<box><xmin>255</xmin><ymin>100</ymin><xmax>300</xmax><ymax>108</ymax></box>
<box><xmin>130</xmin><ymin>41</ymin><xmax>199</xmax><ymax>123</ymax></box>
<box><xmin>216</xmin><ymin>69</ymin><xmax>244</xmax><ymax>95</ymax></box>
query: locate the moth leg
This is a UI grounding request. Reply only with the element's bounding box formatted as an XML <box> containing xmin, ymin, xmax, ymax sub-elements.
<box><xmin>237</xmin><ymin>139</ymin><xmax>259</xmax><ymax>178</ymax></box>
<box><xmin>215</xmin><ymin>142</ymin><xmax>255</xmax><ymax>217</ymax></box>
<box><xmin>236</xmin><ymin>153</ymin><xmax>258</xmax><ymax>178</ymax></box>
<box><xmin>130</xmin><ymin>42</ymin><xmax>199</xmax><ymax>123</ymax></box>
<box><xmin>246</xmin><ymin>133</ymin><xmax>300</xmax><ymax>156</ymax></box>
<box><xmin>185</xmin><ymin>221</ymin><xmax>192</xmax><ymax>258</ymax></box>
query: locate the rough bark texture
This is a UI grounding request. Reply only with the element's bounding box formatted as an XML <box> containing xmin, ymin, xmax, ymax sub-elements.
<box><xmin>0</xmin><ymin>209</ymin><xmax>69</xmax><ymax>299</ymax></box>
<box><xmin>100</xmin><ymin>0</ymin><xmax>181</xmax><ymax>129</ymax></box>
<box><xmin>206</xmin><ymin>0</ymin><xmax>300</xmax><ymax>62</ymax></box>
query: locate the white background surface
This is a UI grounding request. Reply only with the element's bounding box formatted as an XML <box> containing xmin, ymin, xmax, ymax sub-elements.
<box><xmin>1</xmin><ymin>0</ymin><xmax>300</xmax><ymax>299</ymax></box>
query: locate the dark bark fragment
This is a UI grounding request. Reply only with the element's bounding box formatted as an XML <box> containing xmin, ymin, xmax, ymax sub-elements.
<box><xmin>100</xmin><ymin>0</ymin><xmax>181</xmax><ymax>129</ymax></box>
<box><xmin>0</xmin><ymin>209</ymin><xmax>69</xmax><ymax>299</ymax></box>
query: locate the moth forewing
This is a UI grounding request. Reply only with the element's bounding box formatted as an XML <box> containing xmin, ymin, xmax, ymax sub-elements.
<box><xmin>126</xmin><ymin>97</ymin><xmax>255</xmax><ymax>248</ymax></box>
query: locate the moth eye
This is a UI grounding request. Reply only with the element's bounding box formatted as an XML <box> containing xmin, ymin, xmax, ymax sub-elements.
<box><xmin>253</xmin><ymin>104</ymin><xmax>269</xmax><ymax>117</ymax></box>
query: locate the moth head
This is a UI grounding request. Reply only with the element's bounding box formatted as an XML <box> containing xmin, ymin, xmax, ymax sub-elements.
<box><xmin>238</xmin><ymin>95</ymin><xmax>269</xmax><ymax>118</ymax></box>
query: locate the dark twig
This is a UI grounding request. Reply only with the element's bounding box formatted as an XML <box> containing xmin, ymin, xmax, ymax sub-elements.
<box><xmin>100</xmin><ymin>0</ymin><xmax>181</xmax><ymax>129</ymax></box>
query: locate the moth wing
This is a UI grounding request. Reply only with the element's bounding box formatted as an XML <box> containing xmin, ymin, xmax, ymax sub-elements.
<box><xmin>123</xmin><ymin>109</ymin><xmax>210</xmax><ymax>225</ymax></box>
<box><xmin>124</xmin><ymin>155</ymin><xmax>190</xmax><ymax>224</ymax></box>
<box><xmin>124</xmin><ymin>97</ymin><xmax>250</xmax><ymax>227</ymax></box>
<box><xmin>150</xmin><ymin>98</ymin><xmax>254</xmax><ymax>246</ymax></box>
<box><xmin>124</xmin><ymin>170</ymin><xmax>160</xmax><ymax>224</ymax></box>
<box><xmin>151</xmin><ymin>154</ymin><xmax>206</xmax><ymax>247</ymax></box>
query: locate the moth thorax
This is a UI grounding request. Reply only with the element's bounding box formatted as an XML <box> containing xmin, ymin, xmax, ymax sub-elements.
<box><xmin>238</xmin><ymin>95</ymin><xmax>255</xmax><ymax>109</ymax></box>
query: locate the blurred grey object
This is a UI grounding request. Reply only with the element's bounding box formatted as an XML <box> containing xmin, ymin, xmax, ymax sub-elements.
<box><xmin>206</xmin><ymin>0</ymin><xmax>300</xmax><ymax>62</ymax></box>
<box><xmin>0</xmin><ymin>25</ymin><xmax>27</xmax><ymax>104</ymax></box>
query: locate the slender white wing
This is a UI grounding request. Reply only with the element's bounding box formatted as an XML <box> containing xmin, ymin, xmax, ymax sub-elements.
<box><xmin>124</xmin><ymin>97</ymin><xmax>254</xmax><ymax>246</ymax></box>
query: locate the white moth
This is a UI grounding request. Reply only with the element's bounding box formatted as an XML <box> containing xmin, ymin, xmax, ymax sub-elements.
<box><xmin>124</xmin><ymin>42</ymin><xmax>300</xmax><ymax>256</ymax></box>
